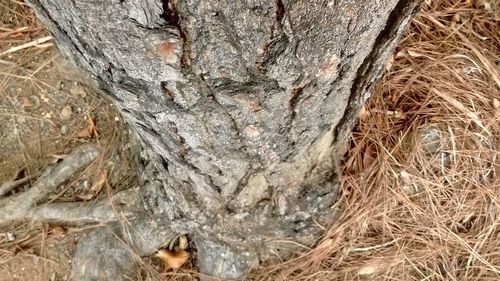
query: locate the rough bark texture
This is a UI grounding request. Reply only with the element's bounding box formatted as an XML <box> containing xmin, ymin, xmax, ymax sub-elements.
<box><xmin>24</xmin><ymin>0</ymin><xmax>422</xmax><ymax>280</ymax></box>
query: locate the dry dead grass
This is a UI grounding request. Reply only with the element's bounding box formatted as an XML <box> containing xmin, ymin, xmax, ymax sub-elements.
<box><xmin>1</xmin><ymin>0</ymin><xmax>499</xmax><ymax>280</ymax></box>
<box><xmin>255</xmin><ymin>0</ymin><xmax>500</xmax><ymax>280</ymax></box>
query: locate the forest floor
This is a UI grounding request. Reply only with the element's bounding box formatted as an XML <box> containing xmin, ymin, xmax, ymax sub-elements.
<box><xmin>0</xmin><ymin>0</ymin><xmax>499</xmax><ymax>280</ymax></box>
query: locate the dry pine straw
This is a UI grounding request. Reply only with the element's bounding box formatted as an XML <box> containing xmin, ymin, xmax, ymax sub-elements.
<box><xmin>1</xmin><ymin>0</ymin><xmax>500</xmax><ymax>280</ymax></box>
<box><xmin>252</xmin><ymin>0</ymin><xmax>500</xmax><ymax>280</ymax></box>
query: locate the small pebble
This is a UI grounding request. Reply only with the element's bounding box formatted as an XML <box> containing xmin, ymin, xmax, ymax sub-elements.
<box><xmin>6</xmin><ymin>232</ymin><xmax>15</xmax><ymax>241</ymax></box>
<box><xmin>61</xmin><ymin>125</ymin><xmax>68</xmax><ymax>135</ymax></box>
<box><xmin>40</xmin><ymin>94</ymin><xmax>50</xmax><ymax>103</ymax></box>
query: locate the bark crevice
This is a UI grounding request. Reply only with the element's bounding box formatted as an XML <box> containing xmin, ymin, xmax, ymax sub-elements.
<box><xmin>334</xmin><ymin>0</ymin><xmax>422</xmax><ymax>146</ymax></box>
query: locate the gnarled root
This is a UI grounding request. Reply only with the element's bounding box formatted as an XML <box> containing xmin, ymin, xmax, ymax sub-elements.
<box><xmin>0</xmin><ymin>144</ymin><xmax>100</xmax><ymax>224</ymax></box>
<box><xmin>71</xmin><ymin>217</ymin><xmax>176</xmax><ymax>281</ymax></box>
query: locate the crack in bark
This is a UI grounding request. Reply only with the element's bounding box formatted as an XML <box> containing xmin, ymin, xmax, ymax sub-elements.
<box><xmin>333</xmin><ymin>0</ymin><xmax>422</xmax><ymax>145</ymax></box>
<box><xmin>160</xmin><ymin>0</ymin><xmax>191</xmax><ymax>67</ymax></box>
<box><xmin>27</xmin><ymin>0</ymin><xmax>89</xmax><ymax>66</ymax></box>
<box><xmin>256</xmin><ymin>0</ymin><xmax>289</xmax><ymax>72</ymax></box>
<box><xmin>275</xmin><ymin>0</ymin><xmax>285</xmax><ymax>25</ymax></box>
<box><xmin>288</xmin><ymin>86</ymin><xmax>304</xmax><ymax>112</ymax></box>
<box><xmin>160</xmin><ymin>0</ymin><xmax>180</xmax><ymax>27</ymax></box>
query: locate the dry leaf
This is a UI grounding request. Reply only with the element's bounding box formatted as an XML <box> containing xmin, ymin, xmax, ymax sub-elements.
<box><xmin>78</xmin><ymin>171</ymin><xmax>107</xmax><ymax>200</ymax></box>
<box><xmin>89</xmin><ymin>171</ymin><xmax>106</xmax><ymax>194</ymax></box>
<box><xmin>92</xmin><ymin>171</ymin><xmax>107</xmax><ymax>190</ymax></box>
<box><xmin>77</xmin><ymin>114</ymin><xmax>97</xmax><ymax>138</ymax></box>
<box><xmin>22</xmin><ymin>97</ymin><xmax>33</xmax><ymax>109</ymax></box>
<box><xmin>77</xmin><ymin>128</ymin><xmax>92</xmax><ymax>138</ymax></box>
<box><xmin>21</xmin><ymin>96</ymin><xmax>40</xmax><ymax>110</ymax></box>
<box><xmin>48</xmin><ymin>225</ymin><xmax>66</xmax><ymax>237</ymax></box>
<box><xmin>156</xmin><ymin>249</ymin><xmax>189</xmax><ymax>270</ymax></box>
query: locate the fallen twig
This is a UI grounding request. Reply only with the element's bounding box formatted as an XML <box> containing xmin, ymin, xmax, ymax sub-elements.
<box><xmin>0</xmin><ymin>35</ymin><xmax>52</xmax><ymax>57</ymax></box>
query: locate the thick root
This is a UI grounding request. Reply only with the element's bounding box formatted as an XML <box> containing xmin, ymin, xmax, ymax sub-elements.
<box><xmin>28</xmin><ymin>187</ymin><xmax>141</xmax><ymax>224</ymax></box>
<box><xmin>195</xmin><ymin>237</ymin><xmax>259</xmax><ymax>281</ymax></box>
<box><xmin>71</xmin><ymin>217</ymin><xmax>176</xmax><ymax>281</ymax></box>
<box><xmin>0</xmin><ymin>144</ymin><xmax>100</xmax><ymax>224</ymax></box>
<box><xmin>72</xmin><ymin>225</ymin><xmax>138</xmax><ymax>281</ymax></box>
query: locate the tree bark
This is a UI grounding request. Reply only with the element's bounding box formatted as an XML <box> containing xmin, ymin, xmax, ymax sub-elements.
<box><xmin>24</xmin><ymin>0</ymin><xmax>422</xmax><ymax>279</ymax></box>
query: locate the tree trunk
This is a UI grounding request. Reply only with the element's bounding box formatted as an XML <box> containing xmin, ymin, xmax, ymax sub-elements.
<box><xmin>24</xmin><ymin>0</ymin><xmax>421</xmax><ymax>280</ymax></box>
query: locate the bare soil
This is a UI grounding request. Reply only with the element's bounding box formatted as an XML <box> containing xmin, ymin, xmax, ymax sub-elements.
<box><xmin>0</xmin><ymin>3</ymin><xmax>139</xmax><ymax>278</ymax></box>
<box><xmin>0</xmin><ymin>53</ymin><xmax>140</xmax><ymax>281</ymax></box>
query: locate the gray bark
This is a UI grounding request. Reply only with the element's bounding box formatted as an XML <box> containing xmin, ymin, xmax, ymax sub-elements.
<box><xmin>23</xmin><ymin>0</ymin><xmax>422</xmax><ymax>280</ymax></box>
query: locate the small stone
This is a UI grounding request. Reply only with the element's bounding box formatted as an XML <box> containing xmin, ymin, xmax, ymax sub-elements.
<box><xmin>40</xmin><ymin>94</ymin><xmax>50</xmax><ymax>103</ymax></box>
<box><xmin>61</xmin><ymin>125</ymin><xmax>69</xmax><ymax>135</ymax></box>
<box><xmin>6</xmin><ymin>232</ymin><xmax>15</xmax><ymax>241</ymax></box>
<box><xmin>61</xmin><ymin>105</ymin><xmax>72</xmax><ymax>120</ymax></box>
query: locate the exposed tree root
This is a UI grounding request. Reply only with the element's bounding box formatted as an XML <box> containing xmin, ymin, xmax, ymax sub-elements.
<box><xmin>195</xmin><ymin>237</ymin><xmax>259</xmax><ymax>281</ymax></box>
<box><xmin>28</xmin><ymin>187</ymin><xmax>141</xmax><ymax>224</ymax></box>
<box><xmin>0</xmin><ymin>142</ymin><xmax>319</xmax><ymax>280</ymax></box>
<box><xmin>71</xmin><ymin>217</ymin><xmax>177</xmax><ymax>281</ymax></box>
<box><xmin>0</xmin><ymin>174</ymin><xmax>33</xmax><ymax>197</ymax></box>
<box><xmin>0</xmin><ymin>143</ymin><xmax>100</xmax><ymax>223</ymax></box>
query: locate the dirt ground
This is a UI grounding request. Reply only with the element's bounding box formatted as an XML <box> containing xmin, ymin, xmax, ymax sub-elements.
<box><xmin>0</xmin><ymin>53</ymin><xmax>141</xmax><ymax>281</ymax></box>
<box><xmin>0</xmin><ymin>2</ymin><xmax>141</xmax><ymax>279</ymax></box>
<box><xmin>1</xmin><ymin>0</ymin><xmax>499</xmax><ymax>281</ymax></box>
